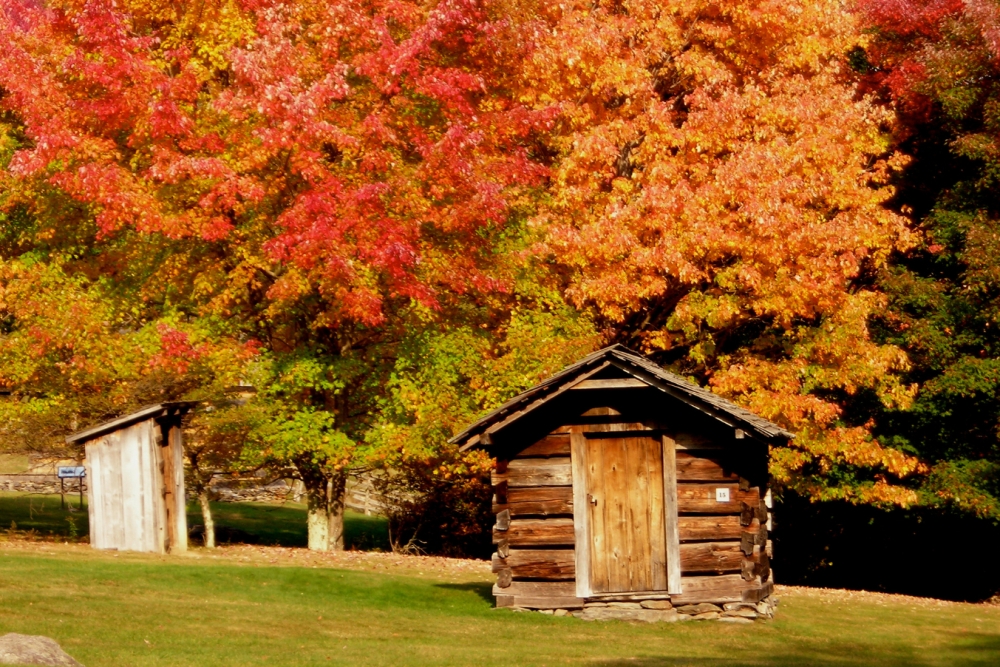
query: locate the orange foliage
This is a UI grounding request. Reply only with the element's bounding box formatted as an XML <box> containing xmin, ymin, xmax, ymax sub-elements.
<box><xmin>511</xmin><ymin>0</ymin><xmax>924</xmax><ymax>501</ymax></box>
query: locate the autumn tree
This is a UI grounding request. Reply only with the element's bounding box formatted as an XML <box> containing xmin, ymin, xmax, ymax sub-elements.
<box><xmin>854</xmin><ymin>0</ymin><xmax>1000</xmax><ymax>519</ymax></box>
<box><xmin>508</xmin><ymin>0</ymin><xmax>925</xmax><ymax>503</ymax></box>
<box><xmin>367</xmin><ymin>282</ymin><xmax>597</xmax><ymax>554</ymax></box>
<box><xmin>0</xmin><ymin>0</ymin><xmax>557</xmax><ymax>550</ymax></box>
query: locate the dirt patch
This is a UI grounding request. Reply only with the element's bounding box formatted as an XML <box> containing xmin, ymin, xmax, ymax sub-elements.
<box><xmin>776</xmin><ymin>584</ymin><xmax>996</xmax><ymax>610</ymax></box>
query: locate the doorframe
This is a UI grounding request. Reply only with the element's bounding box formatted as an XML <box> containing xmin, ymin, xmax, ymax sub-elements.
<box><xmin>570</xmin><ymin>428</ymin><xmax>592</xmax><ymax>598</ymax></box>
<box><xmin>661</xmin><ymin>434</ymin><xmax>683</xmax><ymax>594</ymax></box>
<box><xmin>571</xmin><ymin>429</ymin><xmax>683</xmax><ymax>598</ymax></box>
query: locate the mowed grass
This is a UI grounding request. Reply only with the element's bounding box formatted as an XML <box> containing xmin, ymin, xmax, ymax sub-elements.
<box><xmin>2</xmin><ymin>492</ymin><xmax>999</xmax><ymax>666</ymax></box>
<box><xmin>0</xmin><ymin>492</ymin><xmax>389</xmax><ymax>551</ymax></box>
<box><xmin>0</xmin><ymin>545</ymin><xmax>998</xmax><ymax>667</ymax></box>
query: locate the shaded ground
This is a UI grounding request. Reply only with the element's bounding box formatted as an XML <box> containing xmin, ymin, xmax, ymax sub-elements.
<box><xmin>0</xmin><ymin>491</ymin><xmax>389</xmax><ymax>551</ymax></box>
<box><xmin>0</xmin><ymin>539</ymin><xmax>998</xmax><ymax>667</ymax></box>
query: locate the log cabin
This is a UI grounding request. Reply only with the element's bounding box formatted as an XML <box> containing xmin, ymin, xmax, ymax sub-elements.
<box><xmin>66</xmin><ymin>402</ymin><xmax>195</xmax><ymax>554</ymax></box>
<box><xmin>450</xmin><ymin>345</ymin><xmax>792</xmax><ymax>618</ymax></box>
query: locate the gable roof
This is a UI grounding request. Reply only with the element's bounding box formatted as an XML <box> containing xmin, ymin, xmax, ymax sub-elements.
<box><xmin>65</xmin><ymin>401</ymin><xmax>198</xmax><ymax>445</ymax></box>
<box><xmin>450</xmin><ymin>344</ymin><xmax>793</xmax><ymax>449</ymax></box>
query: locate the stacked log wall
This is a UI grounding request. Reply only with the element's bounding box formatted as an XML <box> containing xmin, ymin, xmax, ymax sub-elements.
<box><xmin>491</xmin><ymin>432</ymin><xmax>581</xmax><ymax>608</ymax></box>
<box><xmin>672</xmin><ymin>446</ymin><xmax>772</xmax><ymax>604</ymax></box>
<box><xmin>491</xmin><ymin>421</ymin><xmax>773</xmax><ymax>609</ymax></box>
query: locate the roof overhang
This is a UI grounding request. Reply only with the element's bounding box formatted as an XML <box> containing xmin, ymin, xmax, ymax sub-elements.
<box><xmin>450</xmin><ymin>345</ymin><xmax>794</xmax><ymax>451</ymax></box>
<box><xmin>65</xmin><ymin>401</ymin><xmax>198</xmax><ymax>445</ymax></box>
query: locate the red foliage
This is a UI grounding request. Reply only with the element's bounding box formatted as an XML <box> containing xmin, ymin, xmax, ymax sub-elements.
<box><xmin>0</xmin><ymin>0</ymin><xmax>550</xmax><ymax>329</ymax></box>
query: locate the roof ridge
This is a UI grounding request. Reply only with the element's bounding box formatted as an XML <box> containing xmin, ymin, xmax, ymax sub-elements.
<box><xmin>449</xmin><ymin>346</ymin><xmax>793</xmax><ymax>448</ymax></box>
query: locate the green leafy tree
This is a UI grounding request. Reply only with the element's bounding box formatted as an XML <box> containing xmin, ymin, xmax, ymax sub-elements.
<box><xmin>859</xmin><ymin>0</ymin><xmax>1000</xmax><ymax>519</ymax></box>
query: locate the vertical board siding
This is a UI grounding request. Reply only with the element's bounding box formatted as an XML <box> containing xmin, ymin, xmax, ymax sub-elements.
<box><xmin>82</xmin><ymin>417</ymin><xmax>182</xmax><ymax>554</ymax></box>
<box><xmin>139</xmin><ymin>421</ymin><xmax>162</xmax><ymax>553</ymax></box>
<box><xmin>84</xmin><ymin>440</ymin><xmax>104</xmax><ymax>549</ymax></box>
<box><xmin>119</xmin><ymin>422</ymin><xmax>145</xmax><ymax>552</ymax></box>
<box><xmin>103</xmin><ymin>431</ymin><xmax>125</xmax><ymax>550</ymax></box>
<box><xmin>170</xmin><ymin>423</ymin><xmax>188</xmax><ymax>552</ymax></box>
<box><xmin>586</xmin><ymin>436</ymin><xmax>667</xmax><ymax>594</ymax></box>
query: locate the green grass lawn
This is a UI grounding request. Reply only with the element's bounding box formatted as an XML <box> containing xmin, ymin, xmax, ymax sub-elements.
<box><xmin>0</xmin><ymin>543</ymin><xmax>998</xmax><ymax>667</ymax></box>
<box><xmin>0</xmin><ymin>492</ymin><xmax>389</xmax><ymax>551</ymax></box>
<box><xmin>2</xmin><ymin>492</ymin><xmax>999</xmax><ymax>666</ymax></box>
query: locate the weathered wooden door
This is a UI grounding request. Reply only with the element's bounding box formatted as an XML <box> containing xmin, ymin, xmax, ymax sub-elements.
<box><xmin>585</xmin><ymin>436</ymin><xmax>668</xmax><ymax>593</ymax></box>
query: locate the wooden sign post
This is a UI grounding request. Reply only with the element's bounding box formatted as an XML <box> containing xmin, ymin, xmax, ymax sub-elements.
<box><xmin>57</xmin><ymin>466</ymin><xmax>86</xmax><ymax>510</ymax></box>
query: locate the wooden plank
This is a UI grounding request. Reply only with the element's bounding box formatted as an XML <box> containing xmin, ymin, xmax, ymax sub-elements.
<box><xmin>492</xmin><ymin>459</ymin><xmax>572</xmax><ymax>487</ymax></box>
<box><xmin>120</xmin><ymin>423</ymin><xmax>144</xmax><ymax>552</ymax></box>
<box><xmin>662</xmin><ymin>435</ymin><xmax>682</xmax><ymax>594</ymax></box>
<box><xmin>587</xmin><ymin>436</ymin><xmax>615</xmax><ymax>592</ymax></box>
<box><xmin>677</xmin><ymin>484</ymin><xmax>760</xmax><ymax>514</ymax></box>
<box><xmin>491</xmin><ymin>553</ymin><xmax>507</xmax><ymax>573</ymax></box>
<box><xmin>149</xmin><ymin>423</ymin><xmax>167</xmax><ymax>554</ymax></box>
<box><xmin>507</xmin><ymin>549</ymin><xmax>576</xmax><ymax>579</ymax></box>
<box><xmin>679</xmin><ymin>541</ymin><xmax>743</xmax><ymax>573</ymax></box>
<box><xmin>493</xmin><ymin>486</ymin><xmax>574</xmax><ymax>516</ymax></box>
<box><xmin>678</xmin><ymin>516</ymin><xmax>760</xmax><ymax>541</ymax></box>
<box><xmin>496</xmin><ymin>539</ymin><xmax>510</xmax><ymax>558</ymax></box>
<box><xmin>570</xmin><ymin>378</ymin><xmax>649</xmax><ymax>390</ymax></box>
<box><xmin>519</xmin><ymin>435</ymin><xmax>571</xmax><ymax>457</ymax></box>
<box><xmin>741</xmin><ymin>524</ymin><xmax>768</xmax><ymax>555</ymax></box>
<box><xmin>137</xmin><ymin>421</ymin><xmax>160</xmax><ymax>554</ymax></box>
<box><xmin>645</xmin><ymin>437</ymin><xmax>668</xmax><ymax>592</ymax></box>
<box><xmin>757</xmin><ymin>552</ymin><xmax>771</xmax><ymax>582</ymax></box>
<box><xmin>625</xmin><ymin>437</ymin><xmax>653</xmax><ymax>592</ymax></box>
<box><xmin>571</xmin><ymin>430</ymin><xmax>591</xmax><ymax>597</ymax></box>
<box><xmin>742</xmin><ymin>581</ymin><xmax>774</xmax><ymax>604</ymax></box>
<box><xmin>582</xmin><ymin>407</ymin><xmax>620</xmax><ymax>416</ymax></box>
<box><xmin>493</xmin><ymin>480</ymin><xmax>508</xmax><ymax>503</ymax></box>
<box><xmin>476</xmin><ymin>361</ymin><xmax>612</xmax><ymax>443</ymax></box>
<box><xmin>169</xmin><ymin>422</ymin><xmax>188</xmax><ymax>553</ymax></box>
<box><xmin>494</xmin><ymin>594</ymin><xmax>515</xmax><ymax>608</ymax></box>
<box><xmin>84</xmin><ymin>441</ymin><xmax>104</xmax><ymax>549</ymax></box>
<box><xmin>673</xmin><ymin>433</ymin><xmax>720</xmax><ymax>450</ymax></box>
<box><xmin>675</xmin><ymin>453</ymin><xmax>740</xmax><ymax>481</ymax></box>
<box><xmin>670</xmin><ymin>574</ymin><xmax>754</xmax><ymax>604</ymax></box>
<box><xmin>492</xmin><ymin>581</ymin><xmax>578</xmax><ymax>597</ymax></box>
<box><xmin>493</xmin><ymin>518</ymin><xmax>575</xmax><ymax>546</ymax></box>
<box><xmin>103</xmin><ymin>431</ymin><xmax>125</xmax><ymax>550</ymax></box>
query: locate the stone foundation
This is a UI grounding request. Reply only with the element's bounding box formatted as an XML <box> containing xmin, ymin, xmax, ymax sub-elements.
<box><xmin>511</xmin><ymin>595</ymin><xmax>779</xmax><ymax>623</ymax></box>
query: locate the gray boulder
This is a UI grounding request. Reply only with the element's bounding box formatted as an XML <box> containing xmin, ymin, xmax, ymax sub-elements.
<box><xmin>0</xmin><ymin>634</ymin><xmax>83</xmax><ymax>666</ymax></box>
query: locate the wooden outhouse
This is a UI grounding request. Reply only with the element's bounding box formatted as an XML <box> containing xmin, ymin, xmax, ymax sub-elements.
<box><xmin>66</xmin><ymin>402</ymin><xmax>195</xmax><ymax>554</ymax></box>
<box><xmin>451</xmin><ymin>346</ymin><xmax>792</xmax><ymax>614</ymax></box>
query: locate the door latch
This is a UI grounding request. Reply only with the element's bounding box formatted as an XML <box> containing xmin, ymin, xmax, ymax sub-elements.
<box><xmin>588</xmin><ymin>494</ymin><xmax>598</xmax><ymax>506</ymax></box>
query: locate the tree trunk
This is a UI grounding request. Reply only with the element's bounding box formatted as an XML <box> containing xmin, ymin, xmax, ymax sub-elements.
<box><xmin>198</xmin><ymin>488</ymin><xmax>216</xmax><ymax>549</ymax></box>
<box><xmin>306</xmin><ymin>473</ymin><xmax>346</xmax><ymax>552</ymax></box>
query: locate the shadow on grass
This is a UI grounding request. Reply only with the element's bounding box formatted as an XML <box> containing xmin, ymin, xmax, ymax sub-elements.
<box><xmin>0</xmin><ymin>492</ymin><xmax>390</xmax><ymax>552</ymax></box>
<box><xmin>434</xmin><ymin>581</ymin><xmax>494</xmax><ymax>605</ymax></box>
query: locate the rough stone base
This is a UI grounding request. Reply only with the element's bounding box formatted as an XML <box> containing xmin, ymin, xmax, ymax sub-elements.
<box><xmin>0</xmin><ymin>634</ymin><xmax>83</xmax><ymax>666</ymax></box>
<box><xmin>510</xmin><ymin>595</ymin><xmax>779</xmax><ymax>623</ymax></box>
<box><xmin>576</xmin><ymin>608</ymin><xmax>679</xmax><ymax>623</ymax></box>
